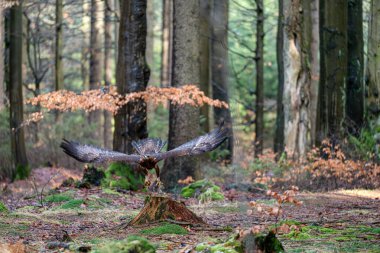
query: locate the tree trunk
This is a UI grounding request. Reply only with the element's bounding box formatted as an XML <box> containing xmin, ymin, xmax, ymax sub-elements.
<box><xmin>274</xmin><ymin>0</ymin><xmax>284</xmax><ymax>154</ymax></box>
<box><xmin>317</xmin><ymin>0</ymin><xmax>347</xmax><ymax>143</ymax></box>
<box><xmin>81</xmin><ymin>1</ymin><xmax>90</xmax><ymax>90</ymax></box>
<box><xmin>9</xmin><ymin>3</ymin><xmax>28</xmax><ymax>177</ymax></box>
<box><xmin>146</xmin><ymin>0</ymin><xmax>154</xmax><ymax>86</ymax></box>
<box><xmin>282</xmin><ymin>0</ymin><xmax>312</xmax><ymax>160</ymax></box>
<box><xmin>160</xmin><ymin>0</ymin><xmax>172</xmax><ymax>87</ymax></box>
<box><xmin>113</xmin><ymin>0</ymin><xmax>149</xmax><ymax>154</ymax></box>
<box><xmin>129</xmin><ymin>196</ymin><xmax>204</xmax><ymax>225</ymax></box>
<box><xmin>199</xmin><ymin>0</ymin><xmax>210</xmax><ymax>133</ymax></box>
<box><xmin>310</xmin><ymin>0</ymin><xmax>319</xmax><ymax>146</ymax></box>
<box><xmin>89</xmin><ymin>0</ymin><xmax>103</xmax><ymax>140</ymax></box>
<box><xmin>211</xmin><ymin>0</ymin><xmax>233</xmax><ymax>162</ymax></box>
<box><xmin>255</xmin><ymin>0</ymin><xmax>264</xmax><ymax>156</ymax></box>
<box><xmin>103</xmin><ymin>0</ymin><xmax>113</xmax><ymax>149</ymax></box>
<box><xmin>346</xmin><ymin>0</ymin><xmax>364</xmax><ymax>135</ymax></box>
<box><xmin>55</xmin><ymin>0</ymin><xmax>63</xmax><ymax>92</ymax></box>
<box><xmin>367</xmin><ymin>0</ymin><xmax>380</xmax><ymax>119</ymax></box>
<box><xmin>161</xmin><ymin>0</ymin><xmax>201</xmax><ymax>190</ymax></box>
<box><xmin>0</xmin><ymin>6</ymin><xmax>5</xmax><ymax>109</ymax></box>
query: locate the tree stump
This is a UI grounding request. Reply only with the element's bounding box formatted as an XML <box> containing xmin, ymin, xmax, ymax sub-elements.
<box><xmin>129</xmin><ymin>196</ymin><xmax>205</xmax><ymax>225</ymax></box>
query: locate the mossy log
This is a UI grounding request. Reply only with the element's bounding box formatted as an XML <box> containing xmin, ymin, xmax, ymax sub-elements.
<box><xmin>129</xmin><ymin>196</ymin><xmax>205</xmax><ymax>225</ymax></box>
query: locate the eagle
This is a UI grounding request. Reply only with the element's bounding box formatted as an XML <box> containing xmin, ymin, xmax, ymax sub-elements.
<box><xmin>60</xmin><ymin>123</ymin><xmax>228</xmax><ymax>190</ymax></box>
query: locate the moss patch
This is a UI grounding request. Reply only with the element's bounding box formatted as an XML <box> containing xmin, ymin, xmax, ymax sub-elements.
<box><xmin>58</xmin><ymin>199</ymin><xmax>84</xmax><ymax>209</ymax></box>
<box><xmin>102</xmin><ymin>162</ymin><xmax>144</xmax><ymax>191</ymax></box>
<box><xmin>140</xmin><ymin>223</ymin><xmax>188</xmax><ymax>235</ymax></box>
<box><xmin>0</xmin><ymin>201</ymin><xmax>9</xmax><ymax>213</ymax></box>
<box><xmin>181</xmin><ymin>179</ymin><xmax>224</xmax><ymax>202</ymax></box>
<box><xmin>92</xmin><ymin>236</ymin><xmax>155</xmax><ymax>253</ymax></box>
<box><xmin>44</xmin><ymin>193</ymin><xmax>73</xmax><ymax>203</ymax></box>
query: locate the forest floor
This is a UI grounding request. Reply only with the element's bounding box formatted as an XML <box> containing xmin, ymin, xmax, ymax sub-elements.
<box><xmin>0</xmin><ymin>168</ymin><xmax>379</xmax><ymax>252</ymax></box>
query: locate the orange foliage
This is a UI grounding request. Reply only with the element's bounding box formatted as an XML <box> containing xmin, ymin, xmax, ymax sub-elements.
<box><xmin>26</xmin><ymin>85</ymin><xmax>228</xmax><ymax>115</ymax></box>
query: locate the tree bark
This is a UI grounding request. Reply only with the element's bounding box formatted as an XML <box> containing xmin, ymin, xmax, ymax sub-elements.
<box><xmin>211</xmin><ymin>0</ymin><xmax>233</xmax><ymax>162</ymax></box>
<box><xmin>317</xmin><ymin>0</ymin><xmax>347</xmax><ymax>143</ymax></box>
<box><xmin>146</xmin><ymin>0</ymin><xmax>154</xmax><ymax>86</ymax></box>
<box><xmin>274</xmin><ymin>0</ymin><xmax>284</xmax><ymax>154</ymax></box>
<box><xmin>160</xmin><ymin>0</ymin><xmax>172</xmax><ymax>87</ymax></box>
<box><xmin>103</xmin><ymin>0</ymin><xmax>113</xmax><ymax>149</ymax></box>
<box><xmin>0</xmin><ymin>6</ymin><xmax>5</xmax><ymax>109</ymax></box>
<box><xmin>161</xmin><ymin>0</ymin><xmax>201</xmax><ymax>190</ymax></box>
<box><xmin>199</xmin><ymin>0</ymin><xmax>210</xmax><ymax>133</ymax></box>
<box><xmin>255</xmin><ymin>0</ymin><xmax>264</xmax><ymax>156</ymax></box>
<box><xmin>55</xmin><ymin>0</ymin><xmax>63</xmax><ymax>92</ymax></box>
<box><xmin>282</xmin><ymin>0</ymin><xmax>312</xmax><ymax>160</ymax></box>
<box><xmin>89</xmin><ymin>0</ymin><xmax>103</xmax><ymax>140</ymax></box>
<box><xmin>367</xmin><ymin>0</ymin><xmax>380</xmax><ymax>119</ymax></box>
<box><xmin>81</xmin><ymin>1</ymin><xmax>90</xmax><ymax>90</ymax></box>
<box><xmin>346</xmin><ymin>0</ymin><xmax>364</xmax><ymax>135</ymax></box>
<box><xmin>113</xmin><ymin>0</ymin><xmax>149</xmax><ymax>154</ymax></box>
<box><xmin>9</xmin><ymin>3</ymin><xmax>28</xmax><ymax>176</ymax></box>
<box><xmin>310</xmin><ymin>0</ymin><xmax>319</xmax><ymax>146</ymax></box>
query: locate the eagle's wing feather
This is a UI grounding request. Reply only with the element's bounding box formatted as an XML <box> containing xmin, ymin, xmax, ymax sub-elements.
<box><xmin>60</xmin><ymin>139</ymin><xmax>141</xmax><ymax>163</ymax></box>
<box><xmin>153</xmin><ymin>123</ymin><xmax>228</xmax><ymax>161</ymax></box>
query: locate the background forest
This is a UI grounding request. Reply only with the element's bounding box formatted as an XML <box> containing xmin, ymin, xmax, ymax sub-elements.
<box><xmin>0</xmin><ymin>0</ymin><xmax>380</xmax><ymax>252</ymax></box>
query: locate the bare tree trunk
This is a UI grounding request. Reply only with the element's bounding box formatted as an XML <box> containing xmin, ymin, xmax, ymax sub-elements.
<box><xmin>160</xmin><ymin>0</ymin><xmax>172</xmax><ymax>87</ymax></box>
<box><xmin>103</xmin><ymin>0</ymin><xmax>113</xmax><ymax>149</ymax></box>
<box><xmin>199</xmin><ymin>0</ymin><xmax>210</xmax><ymax>133</ymax></box>
<box><xmin>162</xmin><ymin>0</ymin><xmax>201</xmax><ymax>190</ymax></box>
<box><xmin>211</xmin><ymin>0</ymin><xmax>233</xmax><ymax>162</ymax></box>
<box><xmin>346</xmin><ymin>0</ymin><xmax>364</xmax><ymax>135</ymax></box>
<box><xmin>0</xmin><ymin>6</ymin><xmax>5</xmax><ymax>109</ymax></box>
<box><xmin>310</xmin><ymin>0</ymin><xmax>319</xmax><ymax>146</ymax></box>
<box><xmin>255</xmin><ymin>0</ymin><xmax>264</xmax><ymax>156</ymax></box>
<box><xmin>89</xmin><ymin>0</ymin><xmax>103</xmax><ymax>140</ymax></box>
<box><xmin>146</xmin><ymin>0</ymin><xmax>154</xmax><ymax>86</ymax></box>
<box><xmin>317</xmin><ymin>0</ymin><xmax>347</xmax><ymax>143</ymax></box>
<box><xmin>367</xmin><ymin>0</ymin><xmax>380</xmax><ymax>119</ymax></box>
<box><xmin>113</xmin><ymin>0</ymin><xmax>149</xmax><ymax>153</ymax></box>
<box><xmin>55</xmin><ymin>0</ymin><xmax>63</xmax><ymax>91</ymax></box>
<box><xmin>274</xmin><ymin>0</ymin><xmax>284</xmax><ymax>154</ymax></box>
<box><xmin>81</xmin><ymin>1</ymin><xmax>90</xmax><ymax>90</ymax></box>
<box><xmin>9</xmin><ymin>3</ymin><xmax>28</xmax><ymax>177</ymax></box>
<box><xmin>282</xmin><ymin>0</ymin><xmax>312</xmax><ymax>160</ymax></box>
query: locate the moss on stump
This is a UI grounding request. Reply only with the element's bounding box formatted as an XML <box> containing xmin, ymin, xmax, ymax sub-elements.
<box><xmin>129</xmin><ymin>196</ymin><xmax>204</xmax><ymax>225</ymax></box>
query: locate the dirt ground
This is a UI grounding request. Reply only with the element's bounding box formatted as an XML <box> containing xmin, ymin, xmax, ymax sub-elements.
<box><xmin>0</xmin><ymin>168</ymin><xmax>379</xmax><ymax>252</ymax></box>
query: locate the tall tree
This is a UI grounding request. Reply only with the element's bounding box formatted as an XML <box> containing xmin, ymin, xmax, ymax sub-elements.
<box><xmin>310</xmin><ymin>0</ymin><xmax>319</xmax><ymax>146</ymax></box>
<box><xmin>55</xmin><ymin>0</ymin><xmax>63</xmax><ymax>92</ymax></box>
<box><xmin>146</xmin><ymin>0</ymin><xmax>154</xmax><ymax>86</ymax></box>
<box><xmin>274</xmin><ymin>0</ymin><xmax>284</xmax><ymax>154</ymax></box>
<box><xmin>103</xmin><ymin>0</ymin><xmax>113</xmax><ymax>149</ymax></box>
<box><xmin>81</xmin><ymin>1</ymin><xmax>90</xmax><ymax>89</ymax></box>
<box><xmin>0</xmin><ymin>4</ymin><xmax>5</xmax><ymax>109</ymax></box>
<box><xmin>211</xmin><ymin>0</ymin><xmax>233</xmax><ymax>161</ymax></box>
<box><xmin>9</xmin><ymin>3</ymin><xmax>28</xmax><ymax>177</ymax></box>
<box><xmin>161</xmin><ymin>0</ymin><xmax>201</xmax><ymax>190</ymax></box>
<box><xmin>160</xmin><ymin>0</ymin><xmax>172</xmax><ymax>87</ymax></box>
<box><xmin>317</xmin><ymin>0</ymin><xmax>347</xmax><ymax>143</ymax></box>
<box><xmin>282</xmin><ymin>0</ymin><xmax>312</xmax><ymax>159</ymax></box>
<box><xmin>199</xmin><ymin>0</ymin><xmax>210</xmax><ymax>133</ymax></box>
<box><xmin>89</xmin><ymin>0</ymin><xmax>103</xmax><ymax>139</ymax></box>
<box><xmin>113</xmin><ymin>0</ymin><xmax>149</xmax><ymax>153</ymax></box>
<box><xmin>367</xmin><ymin>0</ymin><xmax>380</xmax><ymax>119</ymax></box>
<box><xmin>346</xmin><ymin>0</ymin><xmax>364</xmax><ymax>135</ymax></box>
<box><xmin>255</xmin><ymin>0</ymin><xmax>264</xmax><ymax>156</ymax></box>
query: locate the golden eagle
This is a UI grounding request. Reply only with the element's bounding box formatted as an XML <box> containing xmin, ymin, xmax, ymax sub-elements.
<box><xmin>60</xmin><ymin>123</ymin><xmax>228</xmax><ymax>189</ymax></box>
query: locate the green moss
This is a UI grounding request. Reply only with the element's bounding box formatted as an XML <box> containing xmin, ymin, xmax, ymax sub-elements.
<box><xmin>0</xmin><ymin>201</ymin><xmax>8</xmax><ymax>213</ymax></box>
<box><xmin>44</xmin><ymin>193</ymin><xmax>73</xmax><ymax>203</ymax></box>
<box><xmin>59</xmin><ymin>199</ymin><xmax>84</xmax><ymax>209</ymax></box>
<box><xmin>181</xmin><ymin>179</ymin><xmax>224</xmax><ymax>202</ymax></box>
<box><xmin>102</xmin><ymin>188</ymin><xmax>123</xmax><ymax>196</ymax></box>
<box><xmin>140</xmin><ymin>223</ymin><xmax>188</xmax><ymax>235</ymax></box>
<box><xmin>92</xmin><ymin>236</ymin><xmax>155</xmax><ymax>253</ymax></box>
<box><xmin>102</xmin><ymin>162</ymin><xmax>144</xmax><ymax>191</ymax></box>
<box><xmin>14</xmin><ymin>164</ymin><xmax>31</xmax><ymax>180</ymax></box>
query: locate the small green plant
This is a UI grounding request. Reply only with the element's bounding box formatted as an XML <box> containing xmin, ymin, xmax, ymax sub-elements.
<box><xmin>101</xmin><ymin>162</ymin><xmax>144</xmax><ymax>191</ymax></box>
<box><xmin>13</xmin><ymin>164</ymin><xmax>31</xmax><ymax>180</ymax></box>
<box><xmin>92</xmin><ymin>236</ymin><xmax>155</xmax><ymax>253</ymax></box>
<box><xmin>181</xmin><ymin>179</ymin><xmax>224</xmax><ymax>202</ymax></box>
<box><xmin>0</xmin><ymin>201</ymin><xmax>9</xmax><ymax>213</ymax></box>
<box><xmin>348</xmin><ymin>127</ymin><xmax>376</xmax><ymax>160</ymax></box>
<box><xmin>140</xmin><ymin>223</ymin><xmax>188</xmax><ymax>235</ymax></box>
<box><xmin>59</xmin><ymin>199</ymin><xmax>84</xmax><ymax>209</ymax></box>
<box><xmin>44</xmin><ymin>192</ymin><xmax>73</xmax><ymax>203</ymax></box>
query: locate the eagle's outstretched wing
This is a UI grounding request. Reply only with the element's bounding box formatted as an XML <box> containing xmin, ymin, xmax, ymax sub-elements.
<box><xmin>60</xmin><ymin>139</ymin><xmax>141</xmax><ymax>163</ymax></box>
<box><xmin>153</xmin><ymin>123</ymin><xmax>229</xmax><ymax>161</ymax></box>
